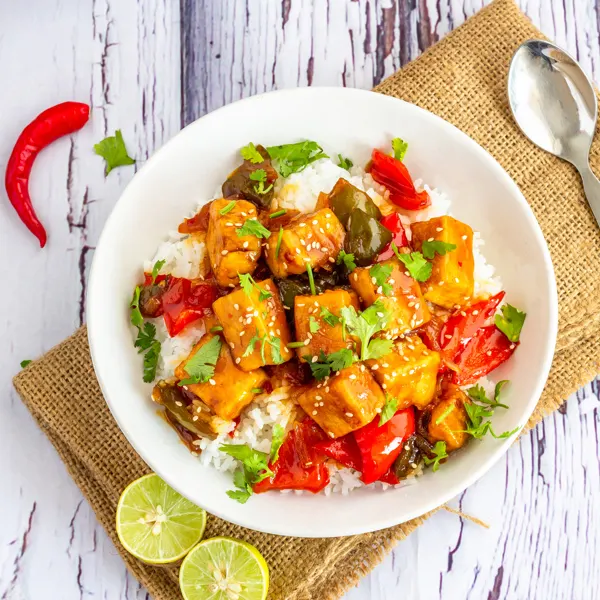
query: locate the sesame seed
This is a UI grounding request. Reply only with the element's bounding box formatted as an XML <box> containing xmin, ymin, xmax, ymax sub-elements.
<box><xmin>325</xmin><ymin>213</ymin><xmax>331</xmax><ymax>218</ymax></box>
<box><xmin>353</xmin><ymin>273</ymin><xmax>358</xmax><ymax>281</ymax></box>
<box><xmin>445</xmin><ymin>334</ymin><xmax>452</xmax><ymax>339</ymax></box>
<box><xmin>299</xmin><ymin>223</ymin><xmax>306</xmax><ymax>227</ymax></box>
<box><xmin>377</xmin><ymin>286</ymin><xmax>383</xmax><ymax>294</ymax></box>
<box><xmin>235</xmin><ymin>222</ymin><xmax>242</xmax><ymax>227</ymax></box>
<box><xmin>312</xmin><ymin>219</ymin><xmax>318</xmax><ymax>225</ymax></box>
<box><xmin>486</xmin><ymin>350</ymin><xmax>492</xmax><ymax>356</ymax></box>
<box><xmin>376</xmin><ymin>406</ymin><xmax>382</xmax><ymax>412</ymax></box>
<box><xmin>439</xmin><ymin>281</ymin><xmax>445</xmax><ymax>286</ymax></box>
<box><xmin>415</xmin><ymin>303</ymin><xmax>420</xmax><ymax>309</ymax></box>
<box><xmin>427</xmin><ymin>237</ymin><xmax>434</xmax><ymax>242</ymax></box>
<box><xmin>243</xmin><ymin>241</ymin><xmax>249</xmax><ymax>248</ymax></box>
<box><xmin>408</xmin><ymin>301</ymin><xmax>415</xmax><ymax>308</ymax></box>
<box><xmin>175</xmin><ymin>401</ymin><xmax>183</xmax><ymax>407</ymax></box>
<box><xmin>371</xmin><ymin>364</ymin><xmax>379</xmax><ymax>370</ymax></box>
<box><xmin>382</xmin><ymin>363</ymin><xmax>389</xmax><ymax>368</ymax></box>
<box><xmin>241</xmin><ymin>211</ymin><xmax>247</xmax><ymax>216</ymax></box>
<box><xmin>314</xmin><ymin>402</ymin><xmax>319</xmax><ymax>407</ymax></box>
<box><xmin>320</xmin><ymin>401</ymin><xmax>324</xmax><ymax>406</ymax></box>
<box><xmin>510</xmin><ymin>344</ymin><xmax>516</xmax><ymax>350</ymax></box>
<box><xmin>329</xmin><ymin>257</ymin><xmax>335</xmax><ymax>263</ymax></box>
<box><xmin>329</xmin><ymin>432</ymin><xmax>335</xmax><ymax>438</ymax></box>
<box><xmin>436</xmin><ymin>227</ymin><xmax>443</xmax><ymax>232</ymax></box>
<box><xmin>315</xmin><ymin>395</ymin><xmax>322</xmax><ymax>400</ymax></box>
<box><xmin>295</xmin><ymin>248</ymin><xmax>301</xmax><ymax>254</ymax></box>
<box><xmin>349</xmin><ymin>374</ymin><xmax>357</xmax><ymax>380</ymax></box>
<box><xmin>326</xmin><ymin>223</ymin><xmax>330</xmax><ymax>229</ymax></box>
<box><xmin>428</xmin><ymin>286</ymin><xmax>434</xmax><ymax>292</ymax></box>
<box><xmin>377</xmin><ymin>311</ymin><xmax>384</xmax><ymax>318</ymax></box>
<box><xmin>235</xmin><ymin>357</ymin><xmax>241</xmax><ymax>364</ymax></box>
<box><xmin>304</xmin><ymin>339</ymin><xmax>310</xmax><ymax>345</ymax></box>
<box><xmin>371</xmin><ymin>277</ymin><xmax>377</xmax><ymax>284</ymax></box>
<box><xmin>226</xmin><ymin>222</ymin><xmax>233</xmax><ymax>226</ymax></box>
<box><xmin>311</xmin><ymin>356</ymin><xmax>318</xmax><ymax>363</ymax></box>
<box><xmin>192</xmin><ymin>416</ymin><xmax>198</xmax><ymax>422</ymax></box>
<box><xmin>345</xmin><ymin>412</ymin><xmax>354</xmax><ymax>418</ymax></box>
<box><xmin>306</xmin><ymin>243</ymin><xmax>312</xmax><ymax>251</ymax></box>
<box><xmin>325</xmin><ymin>386</ymin><xmax>330</xmax><ymax>392</ymax></box>
<box><xmin>389</xmin><ymin>278</ymin><xmax>395</xmax><ymax>284</ymax></box>
<box><xmin>455</xmin><ymin>277</ymin><xmax>459</xmax><ymax>283</ymax></box>
<box><xmin>312</xmin><ymin>410</ymin><xmax>318</xmax><ymax>416</ymax></box>
<box><xmin>462</xmin><ymin>234</ymin><xmax>468</xmax><ymax>240</ymax></box>
<box><xmin>300</xmin><ymin>239</ymin><xmax>306</xmax><ymax>246</ymax></box>
<box><xmin>403</xmin><ymin>356</ymin><xmax>410</xmax><ymax>362</ymax></box>
<box><xmin>221</xmin><ymin>249</ymin><xmax>228</xmax><ymax>255</ymax></box>
<box><xmin>472</xmin><ymin>310</ymin><xmax>479</xmax><ymax>315</ymax></box>
<box><xmin>460</xmin><ymin>311</ymin><xmax>467</xmax><ymax>317</ymax></box>
<box><xmin>297</xmin><ymin>303</ymin><xmax>305</xmax><ymax>307</ymax></box>
<box><xmin>239</xmin><ymin>331</ymin><xmax>245</xmax><ymax>337</ymax></box>
<box><xmin>229</xmin><ymin>342</ymin><xmax>235</xmax><ymax>349</ymax></box>
<box><xmin>411</xmin><ymin>463</ymin><xmax>417</xmax><ymax>469</ymax></box>
<box><xmin>234</xmin><ymin>303</ymin><xmax>239</xmax><ymax>310</ymax></box>
<box><xmin>209</xmin><ymin>378</ymin><xmax>216</xmax><ymax>386</ymax></box>
<box><xmin>409</xmin><ymin>369</ymin><xmax>415</xmax><ymax>375</ymax></box>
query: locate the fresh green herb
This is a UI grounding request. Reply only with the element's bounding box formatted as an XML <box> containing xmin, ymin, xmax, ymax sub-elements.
<box><xmin>219</xmin><ymin>201</ymin><xmax>236</xmax><ymax>215</ymax></box>
<box><xmin>130</xmin><ymin>294</ymin><xmax>161</xmax><ymax>383</ymax></box>
<box><xmin>179</xmin><ymin>336</ymin><xmax>222</xmax><ymax>385</ymax></box>
<box><xmin>464</xmin><ymin>380</ymin><xmax>519</xmax><ymax>439</ymax></box>
<box><xmin>320</xmin><ymin>306</ymin><xmax>341</xmax><ymax>327</ymax></box>
<box><xmin>336</xmin><ymin>250</ymin><xmax>357</xmax><ymax>272</ymax></box>
<box><xmin>306</xmin><ymin>263</ymin><xmax>316</xmax><ymax>295</ymax></box>
<box><xmin>268</xmin><ymin>336</ymin><xmax>285</xmax><ymax>364</ymax></box>
<box><xmin>236</xmin><ymin>218</ymin><xmax>271</xmax><ymax>239</ymax></box>
<box><xmin>495</xmin><ymin>304</ymin><xmax>526</xmax><ymax>342</ymax></box>
<box><xmin>379</xmin><ymin>395</ymin><xmax>399</xmax><ymax>426</ymax></box>
<box><xmin>275</xmin><ymin>226</ymin><xmax>284</xmax><ymax>258</ymax></box>
<box><xmin>251</xmin><ymin>387</ymin><xmax>264</xmax><ymax>394</ymax></box>
<box><xmin>421</xmin><ymin>240</ymin><xmax>457</xmax><ymax>259</ymax></box>
<box><xmin>243</xmin><ymin>333</ymin><xmax>263</xmax><ymax>361</ymax></box>
<box><xmin>238</xmin><ymin>273</ymin><xmax>272</xmax><ymax>302</ymax></box>
<box><xmin>287</xmin><ymin>341</ymin><xmax>306</xmax><ymax>349</ymax></box>
<box><xmin>309</xmin><ymin>348</ymin><xmax>354</xmax><ymax>380</ymax></box>
<box><xmin>249</xmin><ymin>169</ymin><xmax>273</xmax><ymax>195</ymax></box>
<box><xmin>209</xmin><ymin>325</ymin><xmax>223</xmax><ymax>333</ymax></box>
<box><xmin>243</xmin><ymin>332</ymin><xmax>283</xmax><ymax>365</ymax></box>
<box><xmin>151</xmin><ymin>259</ymin><xmax>166</xmax><ymax>284</ymax></box>
<box><xmin>269</xmin><ymin>424</ymin><xmax>285</xmax><ymax>464</ymax></box>
<box><xmin>309</xmin><ymin>316</ymin><xmax>320</xmax><ymax>333</ymax></box>
<box><xmin>369</xmin><ymin>263</ymin><xmax>393</xmax><ymax>296</ymax></box>
<box><xmin>220</xmin><ymin>443</ymin><xmax>273</xmax><ymax>504</ymax></box>
<box><xmin>134</xmin><ymin>322</ymin><xmax>157</xmax><ymax>352</ymax></box>
<box><xmin>267</xmin><ymin>141</ymin><xmax>328</xmax><ymax>177</ymax></box>
<box><xmin>391</xmin><ymin>137</ymin><xmax>409</xmax><ymax>161</ymax></box>
<box><xmin>130</xmin><ymin>286</ymin><xmax>144</xmax><ymax>329</ymax></box>
<box><xmin>142</xmin><ymin>340</ymin><xmax>161</xmax><ymax>383</ymax></box>
<box><xmin>467</xmin><ymin>382</ymin><xmax>509</xmax><ymax>409</ymax></box>
<box><xmin>391</xmin><ymin>242</ymin><xmax>432</xmax><ymax>282</ymax></box>
<box><xmin>20</xmin><ymin>360</ymin><xmax>32</xmax><ymax>368</ymax></box>
<box><xmin>422</xmin><ymin>441</ymin><xmax>448</xmax><ymax>472</ymax></box>
<box><xmin>94</xmin><ymin>130</ymin><xmax>135</xmax><ymax>175</ymax></box>
<box><xmin>269</xmin><ymin>209</ymin><xmax>286</xmax><ymax>219</ymax></box>
<box><xmin>240</xmin><ymin>142</ymin><xmax>264</xmax><ymax>164</ymax></box>
<box><xmin>435</xmin><ymin>403</ymin><xmax>455</xmax><ymax>425</ymax></box>
<box><xmin>340</xmin><ymin>301</ymin><xmax>393</xmax><ymax>361</ymax></box>
<box><xmin>338</xmin><ymin>154</ymin><xmax>353</xmax><ymax>171</ymax></box>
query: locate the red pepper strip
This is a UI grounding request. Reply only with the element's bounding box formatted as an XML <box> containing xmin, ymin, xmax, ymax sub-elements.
<box><xmin>369</xmin><ymin>149</ymin><xmax>431</xmax><ymax>211</ymax></box>
<box><xmin>227</xmin><ymin>416</ymin><xmax>241</xmax><ymax>439</ymax></box>
<box><xmin>161</xmin><ymin>277</ymin><xmax>218</xmax><ymax>336</ymax></box>
<box><xmin>378</xmin><ymin>468</ymin><xmax>400</xmax><ymax>485</ymax></box>
<box><xmin>5</xmin><ymin>102</ymin><xmax>90</xmax><ymax>247</ymax></box>
<box><xmin>377</xmin><ymin>212</ymin><xmax>409</xmax><ymax>261</ymax></box>
<box><xmin>354</xmin><ymin>408</ymin><xmax>415</xmax><ymax>484</ymax></box>
<box><xmin>452</xmin><ymin>326</ymin><xmax>518</xmax><ymax>386</ymax></box>
<box><xmin>314</xmin><ymin>434</ymin><xmax>362</xmax><ymax>471</ymax></box>
<box><xmin>254</xmin><ymin>419</ymin><xmax>330</xmax><ymax>493</ymax></box>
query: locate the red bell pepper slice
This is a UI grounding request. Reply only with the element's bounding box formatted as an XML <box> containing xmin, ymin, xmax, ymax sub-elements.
<box><xmin>369</xmin><ymin>149</ymin><xmax>431</xmax><ymax>211</ymax></box>
<box><xmin>313</xmin><ymin>435</ymin><xmax>362</xmax><ymax>471</ymax></box>
<box><xmin>353</xmin><ymin>408</ymin><xmax>415</xmax><ymax>484</ymax></box>
<box><xmin>377</xmin><ymin>212</ymin><xmax>409</xmax><ymax>261</ymax></box>
<box><xmin>452</xmin><ymin>325</ymin><xmax>517</xmax><ymax>386</ymax></box>
<box><xmin>378</xmin><ymin>468</ymin><xmax>400</xmax><ymax>485</ymax></box>
<box><xmin>253</xmin><ymin>419</ymin><xmax>330</xmax><ymax>493</ymax></box>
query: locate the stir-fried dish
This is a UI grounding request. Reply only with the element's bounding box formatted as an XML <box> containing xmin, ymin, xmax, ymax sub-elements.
<box><xmin>130</xmin><ymin>138</ymin><xmax>526</xmax><ymax>503</ymax></box>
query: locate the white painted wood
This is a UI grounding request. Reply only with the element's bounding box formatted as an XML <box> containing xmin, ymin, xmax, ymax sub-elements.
<box><xmin>0</xmin><ymin>1</ymin><xmax>598</xmax><ymax>599</ymax></box>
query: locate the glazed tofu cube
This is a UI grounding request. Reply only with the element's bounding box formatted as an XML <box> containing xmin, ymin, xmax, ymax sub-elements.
<box><xmin>206</xmin><ymin>199</ymin><xmax>262</xmax><ymax>288</ymax></box>
<box><xmin>294</xmin><ymin>289</ymin><xmax>360</xmax><ymax>362</ymax></box>
<box><xmin>174</xmin><ymin>333</ymin><xmax>267</xmax><ymax>421</ymax></box>
<box><xmin>297</xmin><ymin>364</ymin><xmax>386</xmax><ymax>438</ymax></box>
<box><xmin>350</xmin><ymin>257</ymin><xmax>431</xmax><ymax>337</ymax></box>
<box><xmin>428</xmin><ymin>384</ymin><xmax>470</xmax><ymax>451</ymax></box>
<box><xmin>264</xmin><ymin>209</ymin><xmax>345</xmax><ymax>278</ymax></box>
<box><xmin>212</xmin><ymin>278</ymin><xmax>293</xmax><ymax>371</ymax></box>
<box><xmin>411</xmin><ymin>216</ymin><xmax>474</xmax><ymax>309</ymax></box>
<box><xmin>366</xmin><ymin>336</ymin><xmax>440</xmax><ymax>410</ymax></box>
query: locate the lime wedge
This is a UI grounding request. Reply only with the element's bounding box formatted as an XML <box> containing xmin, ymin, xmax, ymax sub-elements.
<box><xmin>179</xmin><ymin>537</ymin><xmax>269</xmax><ymax>600</ymax></box>
<box><xmin>116</xmin><ymin>473</ymin><xmax>206</xmax><ymax>564</ymax></box>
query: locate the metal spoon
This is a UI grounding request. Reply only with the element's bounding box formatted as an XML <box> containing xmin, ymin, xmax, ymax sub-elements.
<box><xmin>508</xmin><ymin>39</ymin><xmax>600</xmax><ymax>226</ymax></box>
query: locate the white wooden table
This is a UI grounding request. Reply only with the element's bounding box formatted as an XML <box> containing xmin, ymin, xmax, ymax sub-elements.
<box><xmin>1</xmin><ymin>1</ymin><xmax>599</xmax><ymax>599</ymax></box>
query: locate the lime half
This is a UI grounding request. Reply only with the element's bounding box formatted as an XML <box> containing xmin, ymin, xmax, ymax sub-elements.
<box><xmin>116</xmin><ymin>473</ymin><xmax>206</xmax><ymax>564</ymax></box>
<box><xmin>179</xmin><ymin>537</ymin><xmax>269</xmax><ymax>600</ymax></box>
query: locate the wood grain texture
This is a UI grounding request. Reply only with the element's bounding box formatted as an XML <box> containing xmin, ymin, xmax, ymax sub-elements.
<box><xmin>0</xmin><ymin>1</ymin><xmax>599</xmax><ymax>599</ymax></box>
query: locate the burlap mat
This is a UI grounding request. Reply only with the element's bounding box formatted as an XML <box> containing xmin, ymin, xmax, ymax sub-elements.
<box><xmin>13</xmin><ymin>1</ymin><xmax>600</xmax><ymax>598</ymax></box>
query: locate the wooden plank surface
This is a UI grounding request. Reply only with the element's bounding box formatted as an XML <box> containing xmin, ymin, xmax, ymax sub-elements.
<box><xmin>1</xmin><ymin>1</ymin><xmax>599</xmax><ymax>599</ymax></box>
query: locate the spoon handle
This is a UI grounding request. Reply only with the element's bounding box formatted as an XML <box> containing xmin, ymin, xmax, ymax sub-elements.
<box><xmin>578</xmin><ymin>163</ymin><xmax>600</xmax><ymax>228</ymax></box>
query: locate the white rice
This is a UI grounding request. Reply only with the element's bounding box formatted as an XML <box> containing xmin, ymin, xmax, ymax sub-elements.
<box><xmin>146</xmin><ymin>156</ymin><xmax>504</xmax><ymax>496</ymax></box>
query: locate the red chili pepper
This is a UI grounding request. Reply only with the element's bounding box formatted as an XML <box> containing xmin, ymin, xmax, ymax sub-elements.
<box><xmin>5</xmin><ymin>102</ymin><xmax>90</xmax><ymax>247</ymax></box>
<box><xmin>254</xmin><ymin>419</ymin><xmax>330</xmax><ymax>493</ymax></box>
<box><xmin>368</xmin><ymin>149</ymin><xmax>431</xmax><ymax>211</ymax></box>
<box><xmin>314</xmin><ymin>434</ymin><xmax>362</xmax><ymax>471</ymax></box>
<box><xmin>452</xmin><ymin>326</ymin><xmax>517</xmax><ymax>386</ymax></box>
<box><xmin>353</xmin><ymin>408</ymin><xmax>415</xmax><ymax>484</ymax></box>
<box><xmin>377</xmin><ymin>212</ymin><xmax>409</xmax><ymax>261</ymax></box>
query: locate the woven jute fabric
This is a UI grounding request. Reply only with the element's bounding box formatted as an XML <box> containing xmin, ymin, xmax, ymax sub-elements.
<box><xmin>13</xmin><ymin>1</ymin><xmax>600</xmax><ymax>598</ymax></box>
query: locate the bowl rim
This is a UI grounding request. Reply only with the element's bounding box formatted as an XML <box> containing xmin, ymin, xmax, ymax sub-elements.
<box><xmin>88</xmin><ymin>86</ymin><xmax>558</xmax><ymax>537</ymax></box>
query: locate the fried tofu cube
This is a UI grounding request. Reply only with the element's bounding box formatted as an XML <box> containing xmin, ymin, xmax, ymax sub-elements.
<box><xmin>206</xmin><ymin>199</ymin><xmax>262</xmax><ymax>288</ymax></box>
<box><xmin>428</xmin><ymin>384</ymin><xmax>470</xmax><ymax>451</ymax></box>
<box><xmin>174</xmin><ymin>333</ymin><xmax>267</xmax><ymax>421</ymax></box>
<box><xmin>264</xmin><ymin>209</ymin><xmax>345</xmax><ymax>278</ymax></box>
<box><xmin>366</xmin><ymin>336</ymin><xmax>440</xmax><ymax>410</ymax></box>
<box><xmin>212</xmin><ymin>278</ymin><xmax>293</xmax><ymax>371</ymax></box>
<box><xmin>411</xmin><ymin>216</ymin><xmax>474</xmax><ymax>309</ymax></box>
<box><xmin>294</xmin><ymin>289</ymin><xmax>359</xmax><ymax>362</ymax></box>
<box><xmin>350</xmin><ymin>257</ymin><xmax>431</xmax><ymax>337</ymax></box>
<box><xmin>297</xmin><ymin>364</ymin><xmax>386</xmax><ymax>438</ymax></box>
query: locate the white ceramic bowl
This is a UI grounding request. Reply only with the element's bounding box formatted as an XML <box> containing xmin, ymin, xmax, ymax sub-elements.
<box><xmin>88</xmin><ymin>87</ymin><xmax>558</xmax><ymax>537</ymax></box>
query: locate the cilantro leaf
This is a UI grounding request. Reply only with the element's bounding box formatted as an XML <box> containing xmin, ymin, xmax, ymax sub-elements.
<box><xmin>240</xmin><ymin>142</ymin><xmax>264</xmax><ymax>164</ymax></box>
<box><xmin>336</xmin><ymin>250</ymin><xmax>357</xmax><ymax>272</ymax></box>
<box><xmin>220</xmin><ymin>442</ymin><xmax>274</xmax><ymax>503</ymax></box>
<box><xmin>20</xmin><ymin>360</ymin><xmax>32</xmax><ymax>368</ymax></box>
<box><xmin>309</xmin><ymin>355</ymin><xmax>333</xmax><ymax>380</ymax></box>
<box><xmin>94</xmin><ymin>130</ymin><xmax>135</xmax><ymax>175</ymax></box>
<box><xmin>130</xmin><ymin>286</ymin><xmax>143</xmax><ymax>328</ymax></box>
<box><xmin>338</xmin><ymin>154</ymin><xmax>353</xmax><ymax>171</ymax></box>
<box><xmin>267</xmin><ymin>141</ymin><xmax>328</xmax><ymax>177</ymax></box>
<box><xmin>422</xmin><ymin>441</ymin><xmax>448</xmax><ymax>472</ymax></box>
<box><xmin>309</xmin><ymin>316</ymin><xmax>320</xmax><ymax>333</ymax></box>
<box><xmin>421</xmin><ymin>240</ymin><xmax>457</xmax><ymax>259</ymax></box>
<box><xmin>309</xmin><ymin>349</ymin><xmax>353</xmax><ymax>380</ymax></box>
<box><xmin>236</xmin><ymin>218</ymin><xmax>271</xmax><ymax>239</ymax></box>
<box><xmin>320</xmin><ymin>306</ymin><xmax>340</xmax><ymax>327</ymax></box>
<box><xmin>249</xmin><ymin>169</ymin><xmax>273</xmax><ymax>195</ymax></box>
<box><xmin>340</xmin><ymin>301</ymin><xmax>392</xmax><ymax>361</ymax></box>
<box><xmin>267</xmin><ymin>336</ymin><xmax>284</xmax><ymax>364</ymax></box>
<box><xmin>379</xmin><ymin>394</ymin><xmax>398</xmax><ymax>426</ymax></box>
<box><xmin>151</xmin><ymin>259</ymin><xmax>166</xmax><ymax>284</ymax></box>
<box><xmin>369</xmin><ymin>263</ymin><xmax>393</xmax><ymax>296</ymax></box>
<box><xmin>270</xmin><ymin>424</ymin><xmax>285</xmax><ymax>464</ymax></box>
<box><xmin>495</xmin><ymin>304</ymin><xmax>526</xmax><ymax>342</ymax></box>
<box><xmin>464</xmin><ymin>380</ymin><xmax>518</xmax><ymax>439</ymax></box>
<box><xmin>219</xmin><ymin>201</ymin><xmax>236</xmax><ymax>215</ymax></box>
<box><xmin>143</xmin><ymin>340</ymin><xmax>161</xmax><ymax>383</ymax></box>
<box><xmin>226</xmin><ymin>489</ymin><xmax>252</xmax><ymax>503</ymax></box>
<box><xmin>134</xmin><ymin>322</ymin><xmax>158</xmax><ymax>352</ymax></box>
<box><xmin>239</xmin><ymin>273</ymin><xmax>272</xmax><ymax>301</ymax></box>
<box><xmin>180</xmin><ymin>336</ymin><xmax>222</xmax><ymax>385</ymax></box>
<box><xmin>391</xmin><ymin>137</ymin><xmax>409</xmax><ymax>161</ymax></box>
<box><xmin>391</xmin><ymin>243</ymin><xmax>432</xmax><ymax>282</ymax></box>
<box><xmin>467</xmin><ymin>382</ymin><xmax>509</xmax><ymax>409</ymax></box>
<box><xmin>365</xmin><ymin>337</ymin><xmax>394</xmax><ymax>360</ymax></box>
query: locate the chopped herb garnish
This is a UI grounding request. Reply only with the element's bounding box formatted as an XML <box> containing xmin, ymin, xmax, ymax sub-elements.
<box><xmin>130</xmin><ymin>292</ymin><xmax>161</xmax><ymax>383</ymax></box>
<box><xmin>179</xmin><ymin>336</ymin><xmax>222</xmax><ymax>385</ymax></box>
<box><xmin>266</xmin><ymin>141</ymin><xmax>328</xmax><ymax>177</ymax></box>
<box><xmin>239</xmin><ymin>273</ymin><xmax>272</xmax><ymax>302</ymax></box>
<box><xmin>275</xmin><ymin>226</ymin><xmax>284</xmax><ymax>258</ymax></box>
<box><xmin>269</xmin><ymin>209</ymin><xmax>286</xmax><ymax>219</ymax></box>
<box><xmin>249</xmin><ymin>169</ymin><xmax>273</xmax><ymax>195</ymax></box>
<box><xmin>391</xmin><ymin>242</ymin><xmax>432</xmax><ymax>282</ymax></box>
<box><xmin>338</xmin><ymin>154</ymin><xmax>353</xmax><ymax>171</ymax></box>
<box><xmin>268</xmin><ymin>336</ymin><xmax>285</xmax><ymax>364</ymax></box>
<box><xmin>240</xmin><ymin>142</ymin><xmax>264</xmax><ymax>164</ymax></box>
<box><xmin>309</xmin><ymin>348</ymin><xmax>354</xmax><ymax>380</ymax></box>
<box><xmin>423</xmin><ymin>441</ymin><xmax>448</xmax><ymax>472</ymax></box>
<box><xmin>251</xmin><ymin>387</ymin><xmax>264</xmax><ymax>394</ymax></box>
<box><xmin>369</xmin><ymin>263</ymin><xmax>393</xmax><ymax>296</ymax></box>
<box><xmin>464</xmin><ymin>380</ymin><xmax>519</xmax><ymax>439</ymax></box>
<box><xmin>336</xmin><ymin>250</ymin><xmax>357</xmax><ymax>272</ymax></box>
<box><xmin>151</xmin><ymin>259</ymin><xmax>166</xmax><ymax>284</ymax></box>
<box><xmin>320</xmin><ymin>306</ymin><xmax>341</xmax><ymax>327</ymax></box>
<box><xmin>287</xmin><ymin>341</ymin><xmax>306</xmax><ymax>348</ymax></box>
<box><xmin>134</xmin><ymin>322</ymin><xmax>157</xmax><ymax>352</ymax></box>
<box><xmin>94</xmin><ymin>129</ymin><xmax>135</xmax><ymax>175</ymax></box>
<box><xmin>421</xmin><ymin>240</ymin><xmax>457</xmax><ymax>259</ymax></box>
<box><xmin>209</xmin><ymin>325</ymin><xmax>224</xmax><ymax>333</ymax></box>
<box><xmin>220</xmin><ymin>443</ymin><xmax>273</xmax><ymax>504</ymax></box>
<box><xmin>130</xmin><ymin>286</ymin><xmax>143</xmax><ymax>328</ymax></box>
<box><xmin>391</xmin><ymin>137</ymin><xmax>408</xmax><ymax>161</ymax></box>
<box><xmin>379</xmin><ymin>394</ymin><xmax>399</xmax><ymax>426</ymax></box>
<box><xmin>20</xmin><ymin>360</ymin><xmax>32</xmax><ymax>368</ymax></box>
<box><xmin>340</xmin><ymin>301</ymin><xmax>393</xmax><ymax>361</ymax></box>
<box><xmin>309</xmin><ymin>316</ymin><xmax>320</xmax><ymax>333</ymax></box>
<box><xmin>435</xmin><ymin>403</ymin><xmax>455</xmax><ymax>425</ymax></box>
<box><xmin>142</xmin><ymin>340</ymin><xmax>161</xmax><ymax>383</ymax></box>
<box><xmin>269</xmin><ymin>424</ymin><xmax>285</xmax><ymax>464</ymax></box>
<box><xmin>306</xmin><ymin>263</ymin><xmax>316</xmax><ymax>295</ymax></box>
<box><xmin>219</xmin><ymin>201</ymin><xmax>236</xmax><ymax>215</ymax></box>
<box><xmin>236</xmin><ymin>218</ymin><xmax>271</xmax><ymax>239</ymax></box>
<box><xmin>495</xmin><ymin>304</ymin><xmax>526</xmax><ymax>342</ymax></box>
